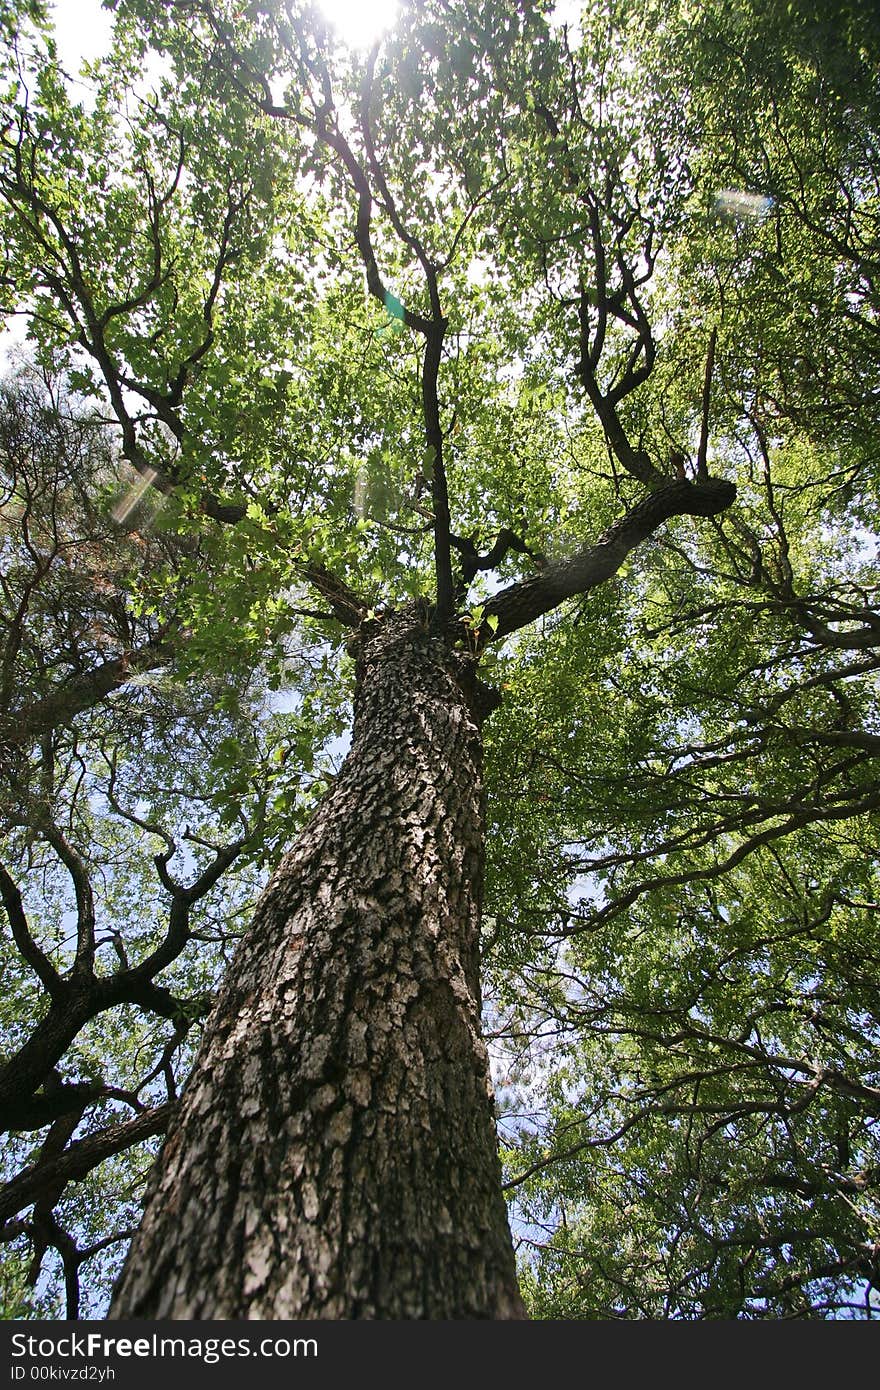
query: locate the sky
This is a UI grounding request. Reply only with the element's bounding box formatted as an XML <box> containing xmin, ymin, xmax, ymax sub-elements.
<box><xmin>48</xmin><ymin>0</ymin><xmax>403</xmax><ymax>74</ymax></box>
<box><xmin>48</xmin><ymin>0</ymin><xmax>582</xmax><ymax>73</ymax></box>
<box><xmin>50</xmin><ymin>0</ymin><xmax>114</xmax><ymax>75</ymax></box>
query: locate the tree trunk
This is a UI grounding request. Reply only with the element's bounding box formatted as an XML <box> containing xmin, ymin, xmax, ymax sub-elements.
<box><xmin>109</xmin><ymin>612</ymin><xmax>525</xmax><ymax>1319</ymax></box>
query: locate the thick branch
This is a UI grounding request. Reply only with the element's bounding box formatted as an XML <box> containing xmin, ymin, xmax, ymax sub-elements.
<box><xmin>1</xmin><ymin>1082</ymin><xmax>131</xmax><ymax>1134</ymax></box>
<box><xmin>0</xmin><ymin>860</ymin><xmax>65</xmax><ymax>999</ymax></box>
<box><xmin>38</xmin><ymin>823</ymin><xmax>96</xmax><ymax>976</ymax></box>
<box><xmin>0</xmin><ymin>995</ymin><xmax>100</xmax><ymax>1129</ymax></box>
<box><xmin>299</xmin><ymin>562</ymin><xmax>365</xmax><ymax>628</ymax></box>
<box><xmin>696</xmin><ymin>326</ymin><xmax>717</xmax><ymax>479</ymax></box>
<box><xmin>575</xmin><ymin>215</ymin><xmax>663</xmax><ymax>487</ymax></box>
<box><xmin>422</xmin><ymin>325</ymin><xmax>454</xmax><ymax>623</ymax></box>
<box><xmin>310</xmin><ymin>72</ymin><xmax>453</xmax><ymax>621</ymax></box>
<box><xmin>0</xmin><ymin>835</ymin><xmax>243</xmax><ymax>1131</ymax></box>
<box><xmin>0</xmin><ymin>1104</ymin><xmax>174</xmax><ymax>1224</ymax></box>
<box><xmin>482</xmin><ymin>478</ymin><xmax>736</xmax><ymax>642</ymax></box>
<box><xmin>0</xmin><ymin>635</ymin><xmax>174</xmax><ymax>749</ymax></box>
<box><xmin>311</xmin><ymin>110</ymin><xmax>432</xmax><ymax>336</ymax></box>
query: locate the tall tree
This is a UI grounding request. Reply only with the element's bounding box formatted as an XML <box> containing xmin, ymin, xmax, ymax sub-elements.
<box><xmin>0</xmin><ymin>0</ymin><xmax>877</xmax><ymax>1319</ymax></box>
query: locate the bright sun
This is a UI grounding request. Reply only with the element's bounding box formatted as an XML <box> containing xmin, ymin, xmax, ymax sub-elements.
<box><xmin>317</xmin><ymin>0</ymin><xmax>400</xmax><ymax>50</ymax></box>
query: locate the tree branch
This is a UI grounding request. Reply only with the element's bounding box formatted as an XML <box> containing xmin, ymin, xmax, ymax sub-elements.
<box><xmin>450</xmin><ymin>526</ymin><xmax>546</xmax><ymax>587</ymax></box>
<box><xmin>481</xmin><ymin>477</ymin><xmax>736</xmax><ymax>642</ymax></box>
<box><xmin>0</xmin><ymin>1103</ymin><xmax>173</xmax><ymax>1224</ymax></box>
<box><xmin>696</xmin><ymin>326</ymin><xmax>717</xmax><ymax>479</ymax></box>
<box><xmin>0</xmin><ymin>860</ymin><xmax>65</xmax><ymax>999</ymax></box>
<box><xmin>0</xmin><ymin>635</ymin><xmax>174</xmax><ymax>749</ymax></box>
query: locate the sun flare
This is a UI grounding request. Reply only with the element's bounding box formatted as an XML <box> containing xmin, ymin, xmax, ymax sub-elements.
<box><xmin>317</xmin><ymin>0</ymin><xmax>400</xmax><ymax>50</ymax></box>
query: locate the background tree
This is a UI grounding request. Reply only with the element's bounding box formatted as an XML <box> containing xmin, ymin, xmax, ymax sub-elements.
<box><xmin>0</xmin><ymin>366</ymin><xmax>342</xmax><ymax>1316</ymax></box>
<box><xmin>486</xmin><ymin>0</ymin><xmax>880</xmax><ymax>1318</ymax></box>
<box><xmin>0</xmin><ymin>0</ymin><xmax>877</xmax><ymax>1318</ymax></box>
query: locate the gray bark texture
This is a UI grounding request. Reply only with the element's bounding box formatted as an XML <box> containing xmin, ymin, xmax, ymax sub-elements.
<box><xmin>109</xmin><ymin>611</ymin><xmax>525</xmax><ymax>1319</ymax></box>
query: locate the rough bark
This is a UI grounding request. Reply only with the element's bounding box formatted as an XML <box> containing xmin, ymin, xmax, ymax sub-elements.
<box><xmin>109</xmin><ymin>611</ymin><xmax>524</xmax><ymax>1320</ymax></box>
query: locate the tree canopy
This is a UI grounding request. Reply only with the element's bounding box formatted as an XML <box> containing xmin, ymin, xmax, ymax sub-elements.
<box><xmin>1</xmin><ymin>0</ymin><xmax>879</xmax><ymax>1318</ymax></box>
